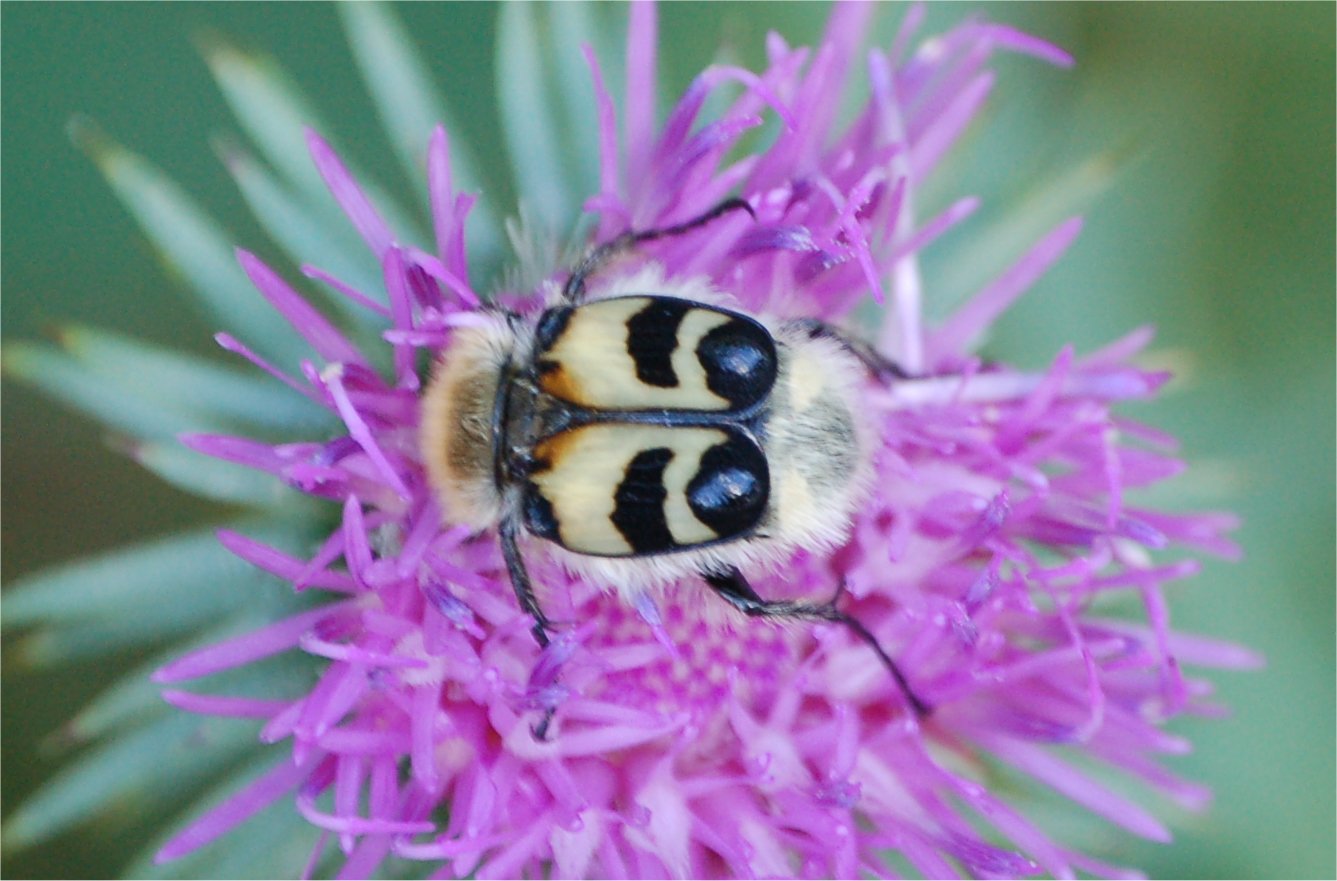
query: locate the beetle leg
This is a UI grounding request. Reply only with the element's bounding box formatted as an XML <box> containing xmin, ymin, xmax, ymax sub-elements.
<box><xmin>498</xmin><ymin>514</ymin><xmax>561</xmax><ymax>740</ymax></box>
<box><xmin>562</xmin><ymin>197</ymin><xmax>756</xmax><ymax>304</ymax></box>
<box><xmin>785</xmin><ymin>318</ymin><xmax>911</xmax><ymax>382</ymax></box>
<box><xmin>499</xmin><ymin>514</ymin><xmax>552</xmax><ymax>649</ymax></box>
<box><xmin>702</xmin><ymin>565</ymin><xmax>929</xmax><ymax>717</ymax></box>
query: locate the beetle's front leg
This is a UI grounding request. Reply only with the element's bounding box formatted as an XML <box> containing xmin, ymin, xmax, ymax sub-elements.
<box><xmin>497</xmin><ymin>513</ymin><xmax>562</xmax><ymax>740</ymax></box>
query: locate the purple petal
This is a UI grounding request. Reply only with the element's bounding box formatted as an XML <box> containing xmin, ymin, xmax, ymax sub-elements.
<box><xmin>447</xmin><ymin>193</ymin><xmax>476</xmax><ymax>284</ymax></box>
<box><xmin>929</xmin><ymin>217</ymin><xmax>1084</xmax><ymax>362</ymax></box>
<box><xmin>539</xmin><ymin>717</ymin><xmax>684</xmax><ymax>758</ymax></box>
<box><xmin>215</xmin><ymin>332</ymin><xmax>324</xmax><ymax>403</ymax></box>
<box><xmin>410</xmin><ymin>681</ymin><xmax>443</xmax><ymax>793</ymax></box>
<box><xmin>162</xmin><ymin>690</ymin><xmax>291</xmax><ymax>719</ymax></box>
<box><xmin>321</xmin><ymin>366</ymin><xmax>412</xmax><ymax>501</ymax></box>
<box><xmin>294</xmin><ymin>662</ymin><xmax>368</xmax><ymax>743</ymax></box>
<box><xmin>978</xmin><ymin>23</ymin><xmax>1074</xmax><ymax>68</ymax></box>
<box><xmin>474</xmin><ymin>817</ymin><xmax>552</xmax><ymax>880</ymax></box>
<box><xmin>581</xmin><ymin>44</ymin><xmax>627</xmax><ymax>240</ymax></box>
<box><xmin>154</xmin><ymin>604</ymin><xmax>350</xmax><ymax>682</ymax></box>
<box><xmin>215</xmin><ymin>528</ymin><xmax>360</xmax><ymax>593</ymax></box>
<box><xmin>402</xmin><ymin>247</ymin><xmax>480</xmax><ymax>308</ymax></box>
<box><xmin>888</xmin><ymin>3</ymin><xmax>927</xmax><ymax>67</ymax></box>
<box><xmin>302</xmin><ymin>831</ymin><xmax>330</xmax><ymax>880</ymax></box>
<box><xmin>306</xmin><ymin>129</ymin><xmax>395</xmax><ymax>258</ymax></box>
<box><xmin>382</xmin><ymin>248</ymin><xmax>420</xmax><ymax>389</ymax></box>
<box><xmin>303</xmin><ymin>264</ymin><xmax>392</xmax><ymax>318</ymax></box>
<box><xmin>981</xmin><ymin>736</ymin><xmax>1172</xmax><ymax>841</ymax></box>
<box><xmin>894</xmin><ymin>196</ymin><xmax>980</xmax><ymax>260</ymax></box>
<box><xmin>700</xmin><ymin>64</ymin><xmax>797</xmax><ymax>130</ymax></box>
<box><xmin>299</xmin><ymin>631</ymin><xmax>427</xmax><ymax>670</ymax></box>
<box><xmin>297</xmin><ymin>792</ymin><xmax>434</xmax><ymax>836</ymax></box>
<box><xmin>1159</xmin><ymin>631</ymin><xmax>1264</xmax><ymax>669</ymax></box>
<box><xmin>340</xmin><ymin>495</ymin><xmax>375</xmax><ymax>589</ymax></box>
<box><xmin>732</xmin><ymin>224</ymin><xmax>818</xmax><ymax>258</ymax></box>
<box><xmin>427</xmin><ymin>125</ymin><xmax>455</xmax><ymax>263</ymax></box>
<box><xmin>909</xmin><ymin>71</ymin><xmax>995</xmax><ymax>179</ymax></box>
<box><xmin>395</xmin><ymin>504</ymin><xmax>449</xmax><ymax>579</ymax></box>
<box><xmin>296</xmin><ymin>523</ymin><xmax>361</xmax><ymax>591</ymax></box>
<box><xmin>182</xmin><ymin>433</ymin><xmax>301</xmax><ymax>474</ymax></box>
<box><xmin>336</xmin><ymin>835</ymin><xmax>395</xmax><ymax>881</ymax></box>
<box><xmin>237</xmin><ymin>250</ymin><xmax>368</xmax><ymax>366</ymax></box>
<box><xmin>625</xmin><ymin>1</ymin><xmax>657</xmax><ymax>192</ymax></box>
<box><xmin>155</xmin><ymin>753</ymin><xmax>320</xmax><ymax>862</ymax></box>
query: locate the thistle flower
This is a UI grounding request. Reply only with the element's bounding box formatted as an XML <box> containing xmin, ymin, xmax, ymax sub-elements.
<box><xmin>3</xmin><ymin>4</ymin><xmax>1259</xmax><ymax>879</ymax></box>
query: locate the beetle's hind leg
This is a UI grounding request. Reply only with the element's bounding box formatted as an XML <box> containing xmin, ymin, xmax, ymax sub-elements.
<box><xmin>498</xmin><ymin>514</ymin><xmax>561</xmax><ymax>739</ymax></box>
<box><xmin>703</xmin><ymin>565</ymin><xmax>929</xmax><ymax>717</ymax></box>
<box><xmin>562</xmin><ymin>197</ymin><xmax>756</xmax><ymax>304</ymax></box>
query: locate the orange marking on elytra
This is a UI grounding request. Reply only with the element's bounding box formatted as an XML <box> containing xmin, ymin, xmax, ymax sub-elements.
<box><xmin>532</xmin><ymin>428</ymin><xmax>583</xmax><ymax>473</ymax></box>
<box><xmin>537</xmin><ymin>361</ymin><xmax>590</xmax><ymax>407</ymax></box>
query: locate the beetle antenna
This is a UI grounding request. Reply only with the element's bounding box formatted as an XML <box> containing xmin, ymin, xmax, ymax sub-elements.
<box><xmin>563</xmin><ymin>197</ymin><xmax>756</xmax><ymax>303</ymax></box>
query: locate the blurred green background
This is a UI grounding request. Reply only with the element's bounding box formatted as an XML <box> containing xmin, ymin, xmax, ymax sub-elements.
<box><xmin>3</xmin><ymin>3</ymin><xmax>1332</xmax><ymax>878</ymax></box>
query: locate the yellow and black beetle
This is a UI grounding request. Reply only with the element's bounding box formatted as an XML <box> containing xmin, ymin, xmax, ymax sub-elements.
<box><xmin>421</xmin><ymin>200</ymin><xmax>925</xmax><ymax>736</ymax></box>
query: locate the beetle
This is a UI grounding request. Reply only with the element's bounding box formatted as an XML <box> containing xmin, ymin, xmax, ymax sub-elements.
<box><xmin>421</xmin><ymin>199</ymin><xmax>926</xmax><ymax>736</ymax></box>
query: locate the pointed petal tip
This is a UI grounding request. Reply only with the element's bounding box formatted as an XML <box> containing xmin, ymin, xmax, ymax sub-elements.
<box><xmin>176</xmin><ymin>432</ymin><xmax>213</xmax><ymax>454</ymax></box>
<box><xmin>213</xmin><ymin>331</ymin><xmax>245</xmax><ymax>353</ymax></box>
<box><xmin>159</xmin><ymin>688</ymin><xmax>189</xmax><ymax>706</ymax></box>
<box><xmin>1233</xmin><ymin>647</ymin><xmax>1267</xmax><ymax>670</ymax></box>
<box><xmin>304</xmin><ymin>126</ymin><xmax>333</xmax><ymax>159</ymax></box>
<box><xmin>1048</xmin><ymin>47</ymin><xmax>1077</xmax><ymax>69</ymax></box>
<box><xmin>154</xmin><ymin>840</ymin><xmax>190</xmax><ymax>865</ymax></box>
<box><xmin>214</xmin><ymin>527</ymin><xmax>251</xmax><ymax>553</ymax></box>
<box><xmin>1139</xmin><ymin>369</ymin><xmax>1174</xmax><ymax>393</ymax></box>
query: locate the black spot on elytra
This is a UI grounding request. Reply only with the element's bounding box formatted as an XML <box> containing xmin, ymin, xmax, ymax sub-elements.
<box><xmin>611</xmin><ymin>447</ymin><xmax>676</xmax><ymax>553</ymax></box>
<box><xmin>522</xmin><ymin>485</ymin><xmax>561</xmax><ymax>542</ymax></box>
<box><xmin>626</xmin><ymin>299</ymin><xmax>690</xmax><ymax>388</ymax></box>
<box><xmin>534</xmin><ymin>306</ymin><xmax>574</xmax><ymax>353</ymax></box>
<box><xmin>687</xmin><ymin>434</ymin><xmax>769</xmax><ymax>540</ymax></box>
<box><xmin>696</xmin><ymin>318</ymin><xmax>777</xmax><ymax>409</ymax></box>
